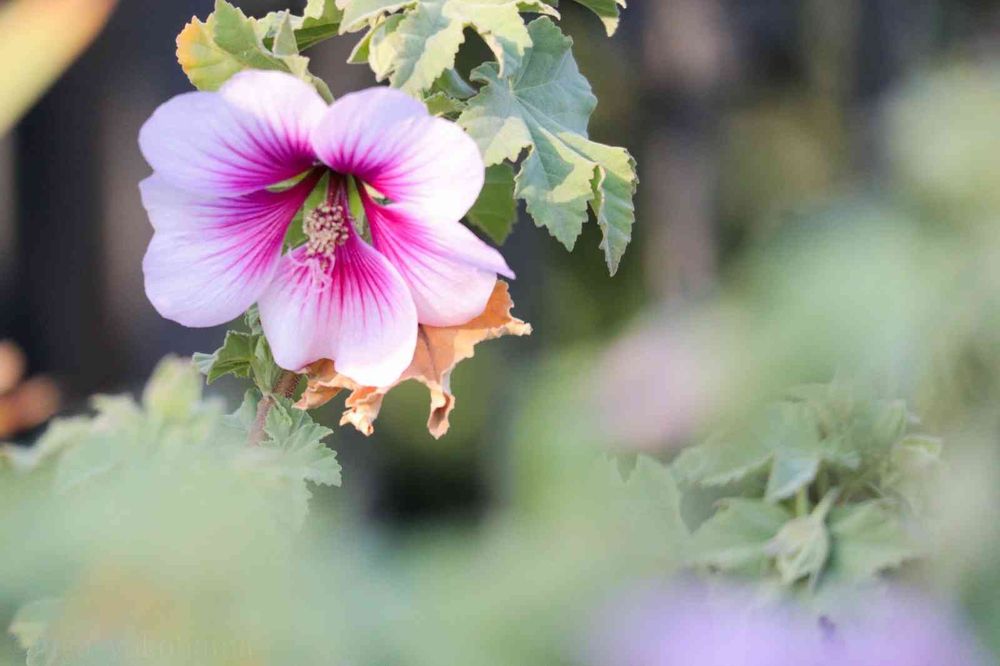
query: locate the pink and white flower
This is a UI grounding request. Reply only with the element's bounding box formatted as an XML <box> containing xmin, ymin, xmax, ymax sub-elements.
<box><xmin>138</xmin><ymin>71</ymin><xmax>513</xmax><ymax>387</ymax></box>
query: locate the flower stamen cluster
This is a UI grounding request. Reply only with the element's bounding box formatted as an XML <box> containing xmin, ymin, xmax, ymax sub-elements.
<box><xmin>304</xmin><ymin>201</ymin><xmax>350</xmax><ymax>258</ymax></box>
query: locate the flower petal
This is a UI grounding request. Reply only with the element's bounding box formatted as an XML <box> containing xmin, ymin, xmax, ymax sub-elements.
<box><xmin>365</xmin><ymin>196</ymin><xmax>515</xmax><ymax>326</ymax></box>
<box><xmin>311</xmin><ymin>87</ymin><xmax>484</xmax><ymax>223</ymax></box>
<box><xmin>140</xmin><ymin>173</ymin><xmax>315</xmax><ymax>327</ymax></box>
<box><xmin>139</xmin><ymin>71</ymin><xmax>326</xmax><ymax>196</ymax></box>
<box><xmin>258</xmin><ymin>237</ymin><xmax>418</xmax><ymax>387</ymax></box>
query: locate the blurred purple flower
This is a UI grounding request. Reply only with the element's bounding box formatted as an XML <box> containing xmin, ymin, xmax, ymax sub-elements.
<box><xmin>832</xmin><ymin>593</ymin><xmax>994</xmax><ymax>666</ymax></box>
<box><xmin>587</xmin><ymin>584</ymin><xmax>993</xmax><ymax>666</ymax></box>
<box><xmin>594</xmin><ymin>313</ymin><xmax>726</xmax><ymax>451</ymax></box>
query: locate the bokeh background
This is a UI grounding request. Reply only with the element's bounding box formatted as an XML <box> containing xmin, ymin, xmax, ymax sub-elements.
<box><xmin>1</xmin><ymin>0</ymin><xmax>1000</xmax><ymax>663</ymax></box>
<box><xmin>2</xmin><ymin>0</ymin><xmax>993</xmax><ymax>523</ymax></box>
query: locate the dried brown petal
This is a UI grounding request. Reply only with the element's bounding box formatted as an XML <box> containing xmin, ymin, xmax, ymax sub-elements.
<box><xmin>298</xmin><ymin>281</ymin><xmax>531</xmax><ymax>439</ymax></box>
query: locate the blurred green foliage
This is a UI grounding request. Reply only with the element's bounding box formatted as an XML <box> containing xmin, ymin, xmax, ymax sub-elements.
<box><xmin>1</xmin><ymin>4</ymin><xmax>999</xmax><ymax>662</ymax></box>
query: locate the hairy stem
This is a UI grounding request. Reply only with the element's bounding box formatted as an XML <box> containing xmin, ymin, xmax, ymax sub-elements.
<box><xmin>248</xmin><ymin>370</ymin><xmax>299</xmax><ymax>446</ymax></box>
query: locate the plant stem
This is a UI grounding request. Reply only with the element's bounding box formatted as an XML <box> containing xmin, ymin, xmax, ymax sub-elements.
<box><xmin>795</xmin><ymin>488</ymin><xmax>811</xmax><ymax>517</ymax></box>
<box><xmin>248</xmin><ymin>370</ymin><xmax>299</xmax><ymax>446</ymax></box>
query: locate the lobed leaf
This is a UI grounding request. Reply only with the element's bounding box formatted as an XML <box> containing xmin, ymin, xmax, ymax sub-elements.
<box><xmin>338</xmin><ymin>0</ymin><xmax>413</xmax><ymax>33</ymax></box>
<box><xmin>176</xmin><ymin>0</ymin><xmax>332</xmax><ymax>99</ymax></box>
<box><xmin>563</xmin><ymin>0</ymin><xmax>626</xmax><ymax>36</ymax></box>
<box><xmin>22</xmin><ymin>359</ymin><xmax>339</xmax><ymax>533</ymax></box>
<box><xmin>458</xmin><ymin>18</ymin><xmax>636</xmax><ymax>273</ymax></box>
<box><xmin>672</xmin><ymin>432</ymin><xmax>772</xmax><ymax>488</ymax></box>
<box><xmin>675</xmin><ymin>400</ymin><xmax>862</xmax><ymax>503</ymax></box>
<box><xmin>688</xmin><ymin>498</ymin><xmax>791</xmax><ymax>574</ymax></box>
<box><xmin>881</xmin><ymin>434</ymin><xmax>943</xmax><ymax>515</ymax></box>
<box><xmin>296</xmin><ymin>0</ymin><xmax>344</xmax><ymax>49</ymax></box>
<box><xmin>827</xmin><ymin>500</ymin><xmax>919</xmax><ymax>580</ymax></box>
<box><xmin>142</xmin><ymin>356</ymin><xmax>203</xmax><ymax>421</ymax></box>
<box><xmin>193</xmin><ymin>331</ymin><xmax>256</xmax><ymax>383</ymax></box>
<box><xmin>423</xmin><ymin>91</ymin><xmax>467</xmax><ymax>116</ymax></box>
<box><xmin>194</xmin><ymin>312</ymin><xmax>284</xmax><ymax>395</ymax></box>
<box><xmin>262</xmin><ymin>398</ymin><xmax>342</xmax><ymax>487</ymax></box>
<box><xmin>9</xmin><ymin>598</ymin><xmax>60</xmax><ymax>652</ymax></box>
<box><xmin>364</xmin><ymin>0</ymin><xmax>557</xmax><ymax>95</ymax></box>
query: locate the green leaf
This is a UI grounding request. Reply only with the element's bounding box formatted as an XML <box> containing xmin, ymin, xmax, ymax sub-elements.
<box><xmin>365</xmin><ymin>13</ymin><xmax>407</xmax><ymax>76</ymax></box>
<box><xmin>9</xmin><ymin>599</ymin><xmax>60</xmax><ymax>651</ymax></box>
<box><xmin>467</xmin><ymin>164</ymin><xmax>518</xmax><ymax>243</ymax></box>
<box><xmin>423</xmin><ymin>91</ymin><xmax>467</xmax><ymax>117</ymax></box>
<box><xmin>270</xmin><ymin>12</ymin><xmax>335</xmax><ymax>101</ymax></box>
<box><xmin>688</xmin><ymin>498</ymin><xmax>791</xmax><ymax>574</ymax></box>
<box><xmin>176</xmin><ymin>0</ymin><xmax>332</xmax><ymax>100</ymax></box>
<box><xmin>193</xmin><ymin>314</ymin><xmax>284</xmax><ymax>395</ymax></box>
<box><xmin>433</xmin><ymin>68</ymin><xmax>478</xmax><ymax>99</ymax></box>
<box><xmin>209</xmin><ymin>0</ymin><xmax>288</xmax><ymax>74</ymax></box>
<box><xmin>1</xmin><ymin>417</ymin><xmax>90</xmax><ymax>472</ymax></box>
<box><xmin>675</xmin><ymin>401</ymin><xmax>849</xmax><ymax>503</ymax></box>
<box><xmin>613</xmin><ymin>451</ymin><xmax>638</xmax><ymax>481</ymax></box>
<box><xmin>882</xmin><ymin>435</ymin><xmax>943</xmax><ymax>514</ymax></box>
<box><xmin>347</xmin><ymin>23</ymin><xmax>378</xmax><ymax>63</ymax></box>
<box><xmin>262</xmin><ymin>399</ymin><xmax>342</xmax><ymax>487</ymax></box>
<box><xmin>244</xmin><ymin>305</ymin><xmax>264</xmax><ymax>335</ymax></box>
<box><xmin>222</xmin><ymin>396</ymin><xmax>340</xmax><ymax>528</ymax></box>
<box><xmin>672</xmin><ymin>431</ymin><xmax>772</xmax><ymax>488</ymax></box>
<box><xmin>175</xmin><ymin>13</ymin><xmax>249</xmax><ymax>91</ymax></box>
<box><xmin>767</xmin><ymin>449</ymin><xmax>821</xmax><ymax>503</ymax></box>
<box><xmin>827</xmin><ymin>500</ymin><xmax>919</xmax><ymax>580</ymax></box>
<box><xmin>194</xmin><ymin>331</ymin><xmax>256</xmax><ymax>384</ymax></box>
<box><xmin>226</xmin><ymin>390</ymin><xmax>262</xmax><ymax>433</ymax></box>
<box><xmin>53</xmin><ymin>419</ymin><xmax>132</xmax><ymax>495</ymax></box>
<box><xmin>251</xmin><ymin>337</ymin><xmax>284</xmax><ymax>395</ymax></box>
<box><xmin>611</xmin><ymin>456</ymin><xmax>688</xmax><ymax>554</ymax></box>
<box><xmin>566</xmin><ymin>0</ymin><xmax>625</xmax><ymax>36</ymax></box>
<box><xmin>762</xmin><ymin>403</ymin><xmax>824</xmax><ymax>502</ymax></box>
<box><xmin>366</xmin><ymin>0</ymin><xmax>556</xmax><ymax>95</ymax></box>
<box><xmin>868</xmin><ymin>399</ymin><xmax>910</xmax><ymax>450</ymax></box>
<box><xmin>338</xmin><ymin>0</ymin><xmax>414</xmax><ymax>33</ymax></box>
<box><xmin>142</xmin><ymin>357</ymin><xmax>204</xmax><ymax>421</ymax></box>
<box><xmin>367</xmin><ymin>1</ymin><xmax>462</xmax><ymax>93</ymax></box>
<box><xmin>259</xmin><ymin>2</ymin><xmax>342</xmax><ymax>51</ymax></box>
<box><xmin>297</xmin><ymin>0</ymin><xmax>345</xmax><ymax>49</ymax></box>
<box><xmin>458</xmin><ymin>18</ymin><xmax>636</xmax><ymax>273</ymax></box>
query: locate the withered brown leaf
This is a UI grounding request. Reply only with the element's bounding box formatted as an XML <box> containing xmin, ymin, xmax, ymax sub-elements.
<box><xmin>297</xmin><ymin>281</ymin><xmax>531</xmax><ymax>439</ymax></box>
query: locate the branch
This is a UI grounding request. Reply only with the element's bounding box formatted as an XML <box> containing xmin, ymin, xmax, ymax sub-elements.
<box><xmin>248</xmin><ymin>370</ymin><xmax>299</xmax><ymax>446</ymax></box>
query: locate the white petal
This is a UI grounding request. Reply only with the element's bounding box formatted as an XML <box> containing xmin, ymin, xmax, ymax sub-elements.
<box><xmin>140</xmin><ymin>174</ymin><xmax>314</xmax><ymax>327</ymax></box>
<box><xmin>258</xmin><ymin>237</ymin><xmax>418</xmax><ymax>386</ymax></box>
<box><xmin>365</xmin><ymin>197</ymin><xmax>514</xmax><ymax>326</ymax></box>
